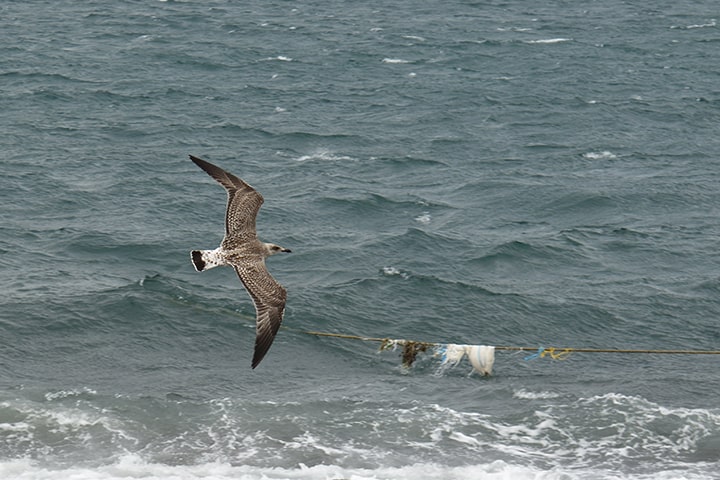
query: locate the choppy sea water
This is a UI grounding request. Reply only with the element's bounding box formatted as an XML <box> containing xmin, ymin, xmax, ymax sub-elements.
<box><xmin>2</xmin><ymin>1</ymin><xmax>720</xmax><ymax>479</ymax></box>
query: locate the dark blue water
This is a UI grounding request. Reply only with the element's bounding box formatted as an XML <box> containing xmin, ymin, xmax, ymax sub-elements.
<box><xmin>2</xmin><ymin>1</ymin><xmax>720</xmax><ymax>478</ymax></box>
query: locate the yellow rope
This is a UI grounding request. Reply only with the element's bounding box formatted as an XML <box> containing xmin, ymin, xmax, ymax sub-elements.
<box><xmin>541</xmin><ymin>347</ymin><xmax>573</xmax><ymax>360</ymax></box>
<box><xmin>302</xmin><ymin>330</ymin><xmax>720</xmax><ymax>356</ymax></box>
<box><xmin>495</xmin><ymin>346</ymin><xmax>720</xmax><ymax>355</ymax></box>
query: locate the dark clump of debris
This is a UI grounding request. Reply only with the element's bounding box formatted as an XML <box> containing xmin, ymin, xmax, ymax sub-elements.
<box><xmin>380</xmin><ymin>339</ymin><xmax>431</xmax><ymax>368</ymax></box>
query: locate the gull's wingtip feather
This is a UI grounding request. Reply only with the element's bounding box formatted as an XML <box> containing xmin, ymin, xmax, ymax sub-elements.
<box><xmin>189</xmin><ymin>154</ymin><xmax>212</xmax><ymax>170</ymax></box>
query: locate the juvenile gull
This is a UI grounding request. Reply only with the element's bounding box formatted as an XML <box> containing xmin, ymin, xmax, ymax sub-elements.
<box><xmin>189</xmin><ymin>155</ymin><xmax>291</xmax><ymax>369</ymax></box>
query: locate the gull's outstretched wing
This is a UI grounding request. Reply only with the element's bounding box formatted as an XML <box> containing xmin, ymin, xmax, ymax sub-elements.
<box><xmin>233</xmin><ymin>263</ymin><xmax>287</xmax><ymax>368</ymax></box>
<box><xmin>190</xmin><ymin>155</ymin><xmax>264</xmax><ymax>237</ymax></box>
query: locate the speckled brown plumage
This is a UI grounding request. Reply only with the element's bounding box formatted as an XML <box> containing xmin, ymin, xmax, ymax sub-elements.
<box><xmin>190</xmin><ymin>155</ymin><xmax>290</xmax><ymax>369</ymax></box>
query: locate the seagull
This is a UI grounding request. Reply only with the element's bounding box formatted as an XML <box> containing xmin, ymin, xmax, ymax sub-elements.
<box><xmin>189</xmin><ymin>155</ymin><xmax>291</xmax><ymax>369</ymax></box>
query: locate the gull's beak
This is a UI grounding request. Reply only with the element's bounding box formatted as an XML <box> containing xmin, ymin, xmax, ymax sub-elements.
<box><xmin>282</xmin><ymin>248</ymin><xmax>292</xmax><ymax>253</ymax></box>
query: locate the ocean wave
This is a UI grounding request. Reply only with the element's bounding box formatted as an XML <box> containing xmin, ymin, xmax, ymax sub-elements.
<box><xmin>473</xmin><ymin>239</ymin><xmax>567</xmax><ymax>266</ymax></box>
<box><xmin>539</xmin><ymin>191</ymin><xmax>620</xmax><ymax>217</ymax></box>
<box><xmin>1</xmin><ymin>458</ymin><xmax>716</xmax><ymax>480</ymax></box>
<box><xmin>582</xmin><ymin>150</ymin><xmax>618</xmax><ymax>160</ymax></box>
<box><xmin>1</xmin><ymin>393</ymin><xmax>716</xmax><ymax>478</ymax></box>
<box><xmin>316</xmin><ymin>194</ymin><xmax>447</xmax><ymax>223</ymax></box>
<box><xmin>671</xmin><ymin>19</ymin><xmax>716</xmax><ymax>30</ymax></box>
<box><xmin>414</xmin><ymin>212</ymin><xmax>432</xmax><ymax>224</ymax></box>
<box><xmin>212</xmin><ymin>126</ymin><xmax>364</xmax><ymax>145</ymax></box>
<box><xmin>381</xmin><ymin>266</ymin><xmax>411</xmax><ymax>279</ymax></box>
<box><xmin>524</xmin><ymin>38</ymin><xmax>573</xmax><ymax>44</ymax></box>
<box><xmin>294</xmin><ymin>149</ymin><xmax>357</xmax><ymax>162</ymax></box>
<box><xmin>512</xmin><ymin>389</ymin><xmax>561</xmax><ymax>400</ymax></box>
<box><xmin>263</xmin><ymin>55</ymin><xmax>293</xmax><ymax>62</ymax></box>
<box><xmin>0</xmin><ymin>456</ymin><xmax>655</xmax><ymax>480</ymax></box>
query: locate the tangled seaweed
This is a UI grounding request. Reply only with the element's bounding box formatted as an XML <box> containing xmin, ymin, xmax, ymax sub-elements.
<box><xmin>401</xmin><ymin>341</ymin><xmax>429</xmax><ymax>367</ymax></box>
<box><xmin>379</xmin><ymin>339</ymin><xmax>431</xmax><ymax>367</ymax></box>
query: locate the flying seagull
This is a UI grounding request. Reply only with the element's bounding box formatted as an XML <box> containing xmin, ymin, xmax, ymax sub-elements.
<box><xmin>189</xmin><ymin>155</ymin><xmax>291</xmax><ymax>369</ymax></box>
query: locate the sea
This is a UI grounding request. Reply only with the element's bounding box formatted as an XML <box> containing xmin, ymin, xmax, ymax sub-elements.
<box><xmin>2</xmin><ymin>1</ymin><xmax>720</xmax><ymax>479</ymax></box>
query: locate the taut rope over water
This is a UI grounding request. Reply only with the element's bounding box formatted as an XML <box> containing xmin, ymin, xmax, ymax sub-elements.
<box><xmin>301</xmin><ymin>330</ymin><xmax>720</xmax><ymax>374</ymax></box>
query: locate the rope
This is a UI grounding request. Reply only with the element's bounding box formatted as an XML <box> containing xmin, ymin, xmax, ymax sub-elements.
<box><xmin>498</xmin><ymin>346</ymin><xmax>720</xmax><ymax>355</ymax></box>
<box><xmin>301</xmin><ymin>330</ymin><xmax>720</xmax><ymax>356</ymax></box>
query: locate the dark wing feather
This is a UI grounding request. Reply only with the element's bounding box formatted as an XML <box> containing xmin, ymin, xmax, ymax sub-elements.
<box><xmin>233</xmin><ymin>264</ymin><xmax>287</xmax><ymax>368</ymax></box>
<box><xmin>190</xmin><ymin>155</ymin><xmax>264</xmax><ymax>236</ymax></box>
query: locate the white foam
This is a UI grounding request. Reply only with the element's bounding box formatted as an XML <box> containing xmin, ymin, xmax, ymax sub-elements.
<box><xmin>382</xmin><ymin>266</ymin><xmax>410</xmax><ymax>279</ymax></box>
<box><xmin>686</xmin><ymin>20</ymin><xmax>716</xmax><ymax>29</ymax></box>
<box><xmin>448</xmin><ymin>431</ymin><xmax>483</xmax><ymax>446</ymax></box>
<box><xmin>295</xmin><ymin>149</ymin><xmax>355</xmax><ymax>162</ymax></box>
<box><xmin>414</xmin><ymin>212</ymin><xmax>431</xmax><ymax>224</ymax></box>
<box><xmin>4</xmin><ymin>456</ymin><xmax>716</xmax><ymax>480</ymax></box>
<box><xmin>513</xmin><ymin>389</ymin><xmax>561</xmax><ymax>400</ymax></box>
<box><xmin>382</xmin><ymin>58</ymin><xmax>411</xmax><ymax>64</ymax></box>
<box><xmin>0</xmin><ymin>421</ymin><xmax>31</xmax><ymax>432</ymax></box>
<box><xmin>2</xmin><ymin>395</ymin><xmax>716</xmax><ymax>480</ymax></box>
<box><xmin>525</xmin><ymin>38</ymin><xmax>572</xmax><ymax>44</ymax></box>
<box><xmin>402</xmin><ymin>35</ymin><xmax>426</xmax><ymax>42</ymax></box>
<box><xmin>44</xmin><ymin>387</ymin><xmax>97</xmax><ymax>401</ymax></box>
<box><xmin>281</xmin><ymin>432</ymin><xmax>346</xmax><ymax>456</ymax></box>
<box><xmin>0</xmin><ymin>457</ymin><xmax>590</xmax><ymax>480</ymax></box>
<box><xmin>265</xmin><ymin>55</ymin><xmax>292</xmax><ymax>61</ymax></box>
<box><xmin>671</xmin><ymin>19</ymin><xmax>716</xmax><ymax>29</ymax></box>
<box><xmin>583</xmin><ymin>151</ymin><xmax>617</xmax><ymax>160</ymax></box>
<box><xmin>496</xmin><ymin>27</ymin><xmax>532</xmax><ymax>32</ymax></box>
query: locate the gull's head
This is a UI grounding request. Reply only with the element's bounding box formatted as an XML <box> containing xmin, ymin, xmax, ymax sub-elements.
<box><xmin>265</xmin><ymin>243</ymin><xmax>292</xmax><ymax>256</ymax></box>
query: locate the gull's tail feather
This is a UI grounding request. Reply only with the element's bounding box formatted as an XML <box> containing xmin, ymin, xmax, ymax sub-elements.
<box><xmin>190</xmin><ymin>249</ymin><xmax>225</xmax><ymax>272</ymax></box>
